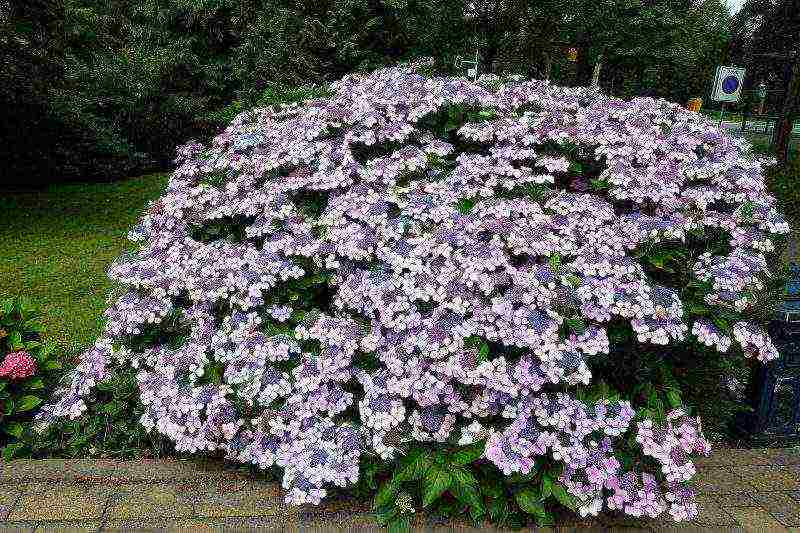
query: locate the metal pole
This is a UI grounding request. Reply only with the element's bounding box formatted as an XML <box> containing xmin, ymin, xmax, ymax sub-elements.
<box><xmin>719</xmin><ymin>102</ymin><xmax>725</xmax><ymax>128</ymax></box>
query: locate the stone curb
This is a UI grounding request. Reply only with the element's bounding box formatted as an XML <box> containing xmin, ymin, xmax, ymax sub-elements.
<box><xmin>1</xmin><ymin>447</ymin><xmax>799</xmax><ymax>531</ymax></box>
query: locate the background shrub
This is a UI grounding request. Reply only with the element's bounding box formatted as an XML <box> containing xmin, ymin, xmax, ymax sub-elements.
<box><xmin>1</xmin><ymin>0</ymin><xmax>736</xmax><ymax>184</ymax></box>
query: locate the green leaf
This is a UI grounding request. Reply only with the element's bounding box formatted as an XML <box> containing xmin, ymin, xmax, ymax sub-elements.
<box><xmin>397</xmin><ymin>449</ymin><xmax>432</xmax><ymax>482</ymax></box>
<box><xmin>456</xmin><ymin>197</ymin><xmax>476</xmax><ymax>214</ymax></box>
<box><xmin>479</xmin><ymin>472</ymin><xmax>505</xmax><ymax>499</ymax></box>
<box><xmin>477</xmin><ymin>342</ymin><xmax>489</xmax><ymax>362</ymax></box>
<box><xmin>1</xmin><ymin>442</ymin><xmax>24</xmax><ymax>460</ymax></box>
<box><xmin>422</xmin><ymin>466</ymin><xmax>453</xmax><ymax>507</ymax></box>
<box><xmin>566</xmin><ymin>317</ymin><xmax>586</xmax><ymax>335</ymax></box>
<box><xmin>665</xmin><ymin>389</ymin><xmax>682</xmax><ymax>408</ymax></box>
<box><xmin>551</xmin><ymin>482</ymin><xmax>578</xmax><ymax>511</ymax></box>
<box><xmin>540</xmin><ymin>475</ymin><xmax>553</xmax><ymax>499</ymax></box>
<box><xmin>42</xmin><ymin>359</ymin><xmax>62</xmax><ymax>371</ymax></box>
<box><xmin>23</xmin><ymin>320</ymin><xmax>43</xmax><ymax>334</ymax></box>
<box><xmin>23</xmin><ymin>340</ymin><xmax>42</xmax><ymax>351</ymax></box>
<box><xmin>505</xmin><ymin>470</ymin><xmax>538</xmax><ymax>485</ymax></box>
<box><xmin>8</xmin><ymin>331</ymin><xmax>22</xmax><ymax>350</ymax></box>
<box><xmin>374</xmin><ymin>450</ymin><xmax>432</xmax><ymax>509</ymax></box>
<box><xmin>100</xmin><ymin>400</ymin><xmax>123</xmax><ymax>416</ymax></box>
<box><xmin>24</xmin><ymin>377</ymin><xmax>44</xmax><ymax>390</ymax></box>
<box><xmin>387</xmin><ymin>515</ymin><xmax>410</xmax><ymax>533</ymax></box>
<box><xmin>14</xmin><ymin>395</ymin><xmax>42</xmax><ymax>413</ymax></box>
<box><xmin>449</xmin><ymin>466</ymin><xmax>484</xmax><ymax>519</ymax></box>
<box><xmin>450</xmin><ymin>440</ymin><xmax>486</xmax><ymax>465</ymax></box>
<box><xmin>515</xmin><ymin>487</ymin><xmax>546</xmax><ymax>517</ymax></box>
<box><xmin>4</xmin><ymin>422</ymin><xmax>24</xmax><ymax>438</ymax></box>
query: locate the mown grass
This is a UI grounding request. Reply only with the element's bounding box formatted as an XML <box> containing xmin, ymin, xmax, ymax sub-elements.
<box><xmin>0</xmin><ymin>174</ymin><xmax>168</xmax><ymax>357</ymax></box>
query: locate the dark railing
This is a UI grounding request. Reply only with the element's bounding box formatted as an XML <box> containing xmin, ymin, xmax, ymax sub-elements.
<box><xmin>742</xmin><ymin>264</ymin><xmax>800</xmax><ymax>442</ymax></box>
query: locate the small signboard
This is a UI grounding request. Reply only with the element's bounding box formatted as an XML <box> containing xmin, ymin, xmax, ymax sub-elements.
<box><xmin>712</xmin><ymin>66</ymin><xmax>746</xmax><ymax>102</ymax></box>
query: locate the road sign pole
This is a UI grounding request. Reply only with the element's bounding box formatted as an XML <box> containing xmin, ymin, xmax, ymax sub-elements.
<box><xmin>711</xmin><ymin>65</ymin><xmax>745</xmax><ymax>129</ymax></box>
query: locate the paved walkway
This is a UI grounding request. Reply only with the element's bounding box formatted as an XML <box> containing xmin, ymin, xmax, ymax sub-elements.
<box><xmin>0</xmin><ymin>446</ymin><xmax>799</xmax><ymax>532</ymax></box>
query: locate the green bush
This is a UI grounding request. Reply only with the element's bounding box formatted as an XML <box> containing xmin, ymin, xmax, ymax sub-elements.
<box><xmin>0</xmin><ymin>296</ymin><xmax>172</xmax><ymax>460</ymax></box>
<box><xmin>0</xmin><ymin>297</ymin><xmax>63</xmax><ymax>459</ymax></box>
<box><xmin>24</xmin><ymin>367</ymin><xmax>175</xmax><ymax>460</ymax></box>
<box><xmin>765</xmin><ymin>156</ymin><xmax>800</xmax><ymax>229</ymax></box>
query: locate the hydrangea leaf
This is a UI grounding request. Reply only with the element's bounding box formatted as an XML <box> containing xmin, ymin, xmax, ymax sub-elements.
<box><xmin>422</xmin><ymin>466</ymin><xmax>453</xmax><ymax>507</ymax></box>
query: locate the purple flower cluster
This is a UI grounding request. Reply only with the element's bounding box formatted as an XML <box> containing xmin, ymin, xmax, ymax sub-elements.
<box><xmin>36</xmin><ymin>63</ymin><xmax>788</xmax><ymax>520</ymax></box>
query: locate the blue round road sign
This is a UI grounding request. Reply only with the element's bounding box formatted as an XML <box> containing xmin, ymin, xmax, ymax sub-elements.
<box><xmin>722</xmin><ymin>75</ymin><xmax>740</xmax><ymax>94</ymax></box>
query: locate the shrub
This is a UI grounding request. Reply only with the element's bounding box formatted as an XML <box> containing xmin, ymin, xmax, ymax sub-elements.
<box><xmin>36</xmin><ymin>63</ymin><xmax>789</xmax><ymax>527</ymax></box>
<box><xmin>24</xmin><ymin>365</ymin><xmax>174</xmax><ymax>460</ymax></box>
<box><xmin>765</xmin><ymin>154</ymin><xmax>800</xmax><ymax>230</ymax></box>
<box><xmin>0</xmin><ymin>297</ymin><xmax>62</xmax><ymax>459</ymax></box>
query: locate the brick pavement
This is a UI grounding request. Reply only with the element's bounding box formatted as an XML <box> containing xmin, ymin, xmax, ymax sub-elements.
<box><xmin>0</xmin><ymin>446</ymin><xmax>798</xmax><ymax>532</ymax></box>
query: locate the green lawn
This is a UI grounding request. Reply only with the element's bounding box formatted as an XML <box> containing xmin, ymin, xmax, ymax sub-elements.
<box><xmin>0</xmin><ymin>174</ymin><xmax>168</xmax><ymax>357</ymax></box>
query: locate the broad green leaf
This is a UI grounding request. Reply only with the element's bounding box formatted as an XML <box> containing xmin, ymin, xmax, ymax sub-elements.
<box><xmin>387</xmin><ymin>515</ymin><xmax>410</xmax><ymax>533</ymax></box>
<box><xmin>533</xmin><ymin>509</ymin><xmax>554</xmax><ymax>526</ymax></box>
<box><xmin>666</xmin><ymin>389</ymin><xmax>682</xmax><ymax>408</ymax></box>
<box><xmin>42</xmin><ymin>359</ymin><xmax>62</xmax><ymax>371</ymax></box>
<box><xmin>23</xmin><ymin>320</ymin><xmax>43</xmax><ymax>334</ymax></box>
<box><xmin>1</xmin><ymin>442</ymin><xmax>24</xmax><ymax>460</ymax></box>
<box><xmin>515</xmin><ymin>488</ymin><xmax>546</xmax><ymax>517</ymax></box>
<box><xmin>396</xmin><ymin>449</ymin><xmax>432</xmax><ymax>482</ymax></box>
<box><xmin>23</xmin><ymin>340</ymin><xmax>41</xmax><ymax>351</ymax></box>
<box><xmin>551</xmin><ymin>482</ymin><xmax>578</xmax><ymax>511</ymax></box>
<box><xmin>4</xmin><ymin>422</ymin><xmax>24</xmax><ymax>438</ymax></box>
<box><xmin>478</xmin><ymin>472</ymin><xmax>504</xmax><ymax>498</ymax></box>
<box><xmin>422</xmin><ymin>466</ymin><xmax>453</xmax><ymax>507</ymax></box>
<box><xmin>24</xmin><ymin>377</ymin><xmax>44</xmax><ymax>390</ymax></box>
<box><xmin>101</xmin><ymin>400</ymin><xmax>123</xmax><ymax>416</ymax></box>
<box><xmin>449</xmin><ymin>466</ymin><xmax>484</xmax><ymax>518</ymax></box>
<box><xmin>14</xmin><ymin>395</ymin><xmax>42</xmax><ymax>412</ymax></box>
<box><xmin>375</xmin><ymin>450</ymin><xmax>432</xmax><ymax>508</ymax></box>
<box><xmin>450</xmin><ymin>440</ymin><xmax>485</xmax><ymax>465</ymax></box>
<box><xmin>478</xmin><ymin>342</ymin><xmax>489</xmax><ymax>362</ymax></box>
<box><xmin>505</xmin><ymin>470</ymin><xmax>538</xmax><ymax>485</ymax></box>
<box><xmin>540</xmin><ymin>474</ymin><xmax>552</xmax><ymax>499</ymax></box>
<box><xmin>8</xmin><ymin>331</ymin><xmax>22</xmax><ymax>350</ymax></box>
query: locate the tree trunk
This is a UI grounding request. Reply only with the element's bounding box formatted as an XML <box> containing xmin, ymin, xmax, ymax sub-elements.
<box><xmin>772</xmin><ymin>53</ymin><xmax>800</xmax><ymax>165</ymax></box>
<box><xmin>591</xmin><ymin>54</ymin><xmax>603</xmax><ymax>88</ymax></box>
<box><xmin>543</xmin><ymin>52</ymin><xmax>552</xmax><ymax>81</ymax></box>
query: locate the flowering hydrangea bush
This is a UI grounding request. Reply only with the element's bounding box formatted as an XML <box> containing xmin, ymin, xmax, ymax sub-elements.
<box><xmin>36</xmin><ymin>61</ymin><xmax>789</xmax><ymax>525</ymax></box>
<box><xmin>1</xmin><ymin>298</ymin><xmax>62</xmax><ymax>459</ymax></box>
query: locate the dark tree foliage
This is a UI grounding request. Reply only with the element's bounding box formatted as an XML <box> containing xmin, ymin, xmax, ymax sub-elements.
<box><xmin>0</xmin><ymin>0</ymin><xmax>730</xmax><ymax>184</ymax></box>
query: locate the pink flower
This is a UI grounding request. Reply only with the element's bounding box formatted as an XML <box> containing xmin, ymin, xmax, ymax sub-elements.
<box><xmin>0</xmin><ymin>351</ymin><xmax>37</xmax><ymax>380</ymax></box>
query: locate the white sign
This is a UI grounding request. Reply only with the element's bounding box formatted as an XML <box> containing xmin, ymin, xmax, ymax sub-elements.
<box><xmin>712</xmin><ymin>66</ymin><xmax>746</xmax><ymax>102</ymax></box>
